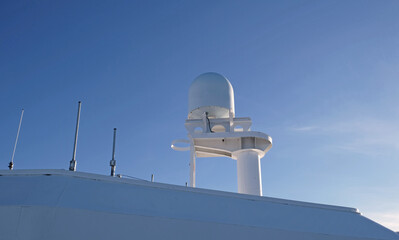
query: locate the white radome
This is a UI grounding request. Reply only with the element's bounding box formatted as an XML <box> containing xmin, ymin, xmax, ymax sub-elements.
<box><xmin>188</xmin><ymin>72</ymin><xmax>235</xmax><ymax>119</ymax></box>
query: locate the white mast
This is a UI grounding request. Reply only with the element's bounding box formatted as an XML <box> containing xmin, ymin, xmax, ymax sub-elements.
<box><xmin>173</xmin><ymin>72</ymin><xmax>272</xmax><ymax>196</ymax></box>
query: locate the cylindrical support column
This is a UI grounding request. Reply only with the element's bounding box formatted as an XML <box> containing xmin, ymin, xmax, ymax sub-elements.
<box><xmin>189</xmin><ymin>146</ymin><xmax>196</xmax><ymax>187</ymax></box>
<box><xmin>236</xmin><ymin>150</ymin><xmax>262</xmax><ymax>196</ymax></box>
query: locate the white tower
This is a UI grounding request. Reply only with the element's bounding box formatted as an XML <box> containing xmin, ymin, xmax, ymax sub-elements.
<box><xmin>172</xmin><ymin>72</ymin><xmax>272</xmax><ymax>196</ymax></box>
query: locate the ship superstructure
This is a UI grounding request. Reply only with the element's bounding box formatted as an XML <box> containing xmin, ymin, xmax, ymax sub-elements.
<box><xmin>0</xmin><ymin>73</ymin><xmax>398</xmax><ymax>240</ymax></box>
<box><xmin>1</xmin><ymin>169</ymin><xmax>398</xmax><ymax>240</ymax></box>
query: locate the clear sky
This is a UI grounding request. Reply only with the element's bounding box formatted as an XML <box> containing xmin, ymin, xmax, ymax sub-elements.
<box><xmin>1</xmin><ymin>0</ymin><xmax>399</xmax><ymax>230</ymax></box>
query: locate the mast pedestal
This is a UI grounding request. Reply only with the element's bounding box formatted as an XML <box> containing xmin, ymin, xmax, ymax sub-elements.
<box><xmin>236</xmin><ymin>150</ymin><xmax>262</xmax><ymax>196</ymax></box>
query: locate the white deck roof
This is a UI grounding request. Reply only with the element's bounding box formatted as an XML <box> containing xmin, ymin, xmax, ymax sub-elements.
<box><xmin>0</xmin><ymin>169</ymin><xmax>398</xmax><ymax>240</ymax></box>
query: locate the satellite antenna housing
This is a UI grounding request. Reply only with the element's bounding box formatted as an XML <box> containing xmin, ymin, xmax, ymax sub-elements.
<box><xmin>172</xmin><ymin>72</ymin><xmax>272</xmax><ymax>196</ymax></box>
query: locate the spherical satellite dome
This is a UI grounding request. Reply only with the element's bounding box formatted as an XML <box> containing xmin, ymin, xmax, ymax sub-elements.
<box><xmin>188</xmin><ymin>72</ymin><xmax>235</xmax><ymax>119</ymax></box>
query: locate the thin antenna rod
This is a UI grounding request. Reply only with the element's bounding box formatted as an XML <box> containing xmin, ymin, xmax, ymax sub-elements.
<box><xmin>9</xmin><ymin>109</ymin><xmax>24</xmax><ymax>170</ymax></box>
<box><xmin>69</xmin><ymin>101</ymin><xmax>81</xmax><ymax>171</ymax></box>
<box><xmin>110</xmin><ymin>128</ymin><xmax>117</xmax><ymax>176</ymax></box>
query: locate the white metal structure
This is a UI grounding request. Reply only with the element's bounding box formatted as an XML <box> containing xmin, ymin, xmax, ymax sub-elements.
<box><xmin>1</xmin><ymin>73</ymin><xmax>399</xmax><ymax>239</ymax></box>
<box><xmin>0</xmin><ymin>169</ymin><xmax>398</xmax><ymax>240</ymax></box>
<box><xmin>188</xmin><ymin>72</ymin><xmax>235</xmax><ymax>119</ymax></box>
<box><xmin>173</xmin><ymin>72</ymin><xmax>272</xmax><ymax>196</ymax></box>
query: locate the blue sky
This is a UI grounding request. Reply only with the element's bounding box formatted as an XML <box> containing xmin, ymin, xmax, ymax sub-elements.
<box><xmin>1</xmin><ymin>0</ymin><xmax>399</xmax><ymax>230</ymax></box>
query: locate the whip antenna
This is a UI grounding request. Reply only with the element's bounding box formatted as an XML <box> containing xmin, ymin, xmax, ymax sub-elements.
<box><xmin>110</xmin><ymin>128</ymin><xmax>117</xmax><ymax>176</ymax></box>
<box><xmin>9</xmin><ymin>108</ymin><xmax>24</xmax><ymax>170</ymax></box>
<box><xmin>69</xmin><ymin>101</ymin><xmax>81</xmax><ymax>171</ymax></box>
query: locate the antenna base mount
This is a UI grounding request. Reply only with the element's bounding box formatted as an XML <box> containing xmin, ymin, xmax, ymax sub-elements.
<box><xmin>8</xmin><ymin>161</ymin><xmax>13</xmax><ymax>170</ymax></box>
<box><xmin>69</xmin><ymin>160</ymin><xmax>76</xmax><ymax>171</ymax></box>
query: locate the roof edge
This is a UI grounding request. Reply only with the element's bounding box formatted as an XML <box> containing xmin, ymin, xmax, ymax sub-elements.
<box><xmin>0</xmin><ymin>169</ymin><xmax>360</xmax><ymax>214</ymax></box>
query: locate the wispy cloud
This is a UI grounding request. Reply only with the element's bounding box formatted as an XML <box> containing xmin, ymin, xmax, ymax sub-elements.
<box><xmin>287</xmin><ymin>118</ymin><xmax>399</xmax><ymax>155</ymax></box>
<box><xmin>289</xmin><ymin>126</ymin><xmax>319</xmax><ymax>132</ymax></box>
<box><xmin>366</xmin><ymin>211</ymin><xmax>399</xmax><ymax>232</ymax></box>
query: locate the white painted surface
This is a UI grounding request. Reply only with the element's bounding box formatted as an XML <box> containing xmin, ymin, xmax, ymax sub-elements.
<box><xmin>236</xmin><ymin>150</ymin><xmax>263</xmax><ymax>196</ymax></box>
<box><xmin>177</xmin><ymin>72</ymin><xmax>273</xmax><ymax>194</ymax></box>
<box><xmin>0</xmin><ymin>170</ymin><xmax>398</xmax><ymax>240</ymax></box>
<box><xmin>188</xmin><ymin>72</ymin><xmax>235</xmax><ymax>119</ymax></box>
